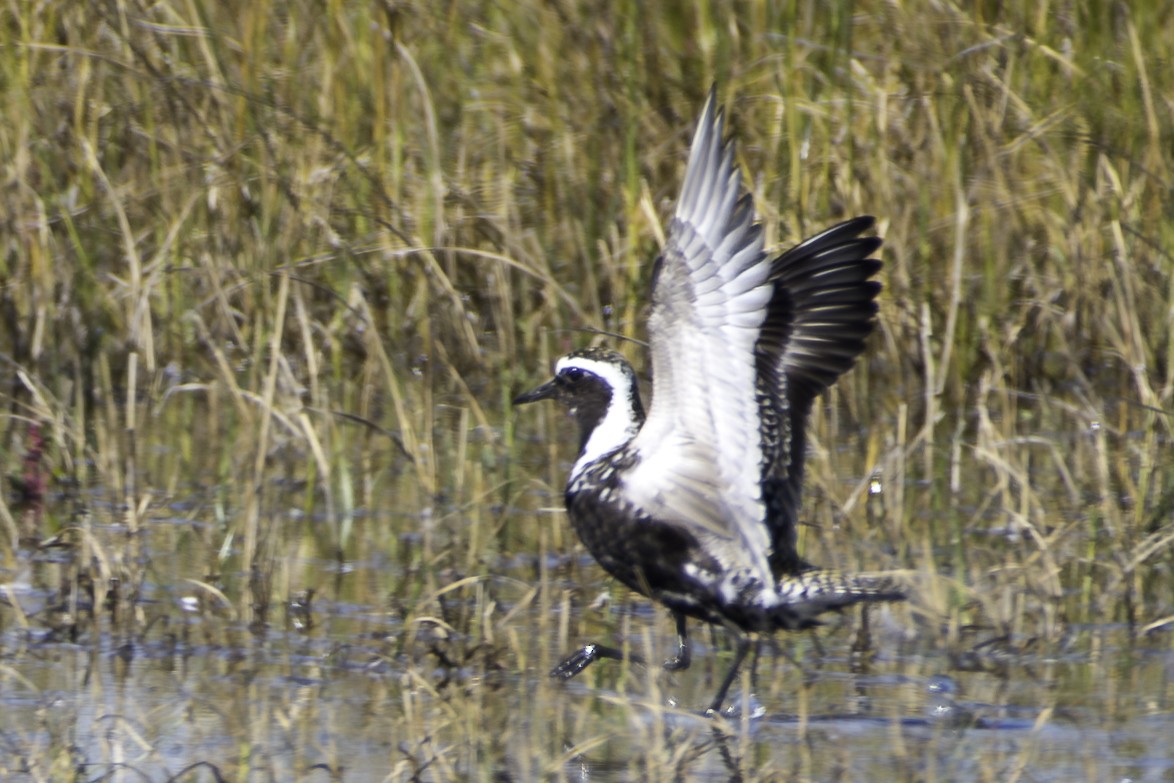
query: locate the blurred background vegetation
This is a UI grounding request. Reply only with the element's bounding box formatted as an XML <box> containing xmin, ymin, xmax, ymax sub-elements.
<box><xmin>1</xmin><ymin>0</ymin><xmax>1172</xmax><ymax>779</ymax></box>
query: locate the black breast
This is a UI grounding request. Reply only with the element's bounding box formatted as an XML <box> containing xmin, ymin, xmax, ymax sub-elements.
<box><xmin>565</xmin><ymin>453</ymin><xmax>725</xmax><ymax>621</ymax></box>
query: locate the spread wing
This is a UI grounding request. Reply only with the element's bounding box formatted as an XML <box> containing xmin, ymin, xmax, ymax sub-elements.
<box><xmin>624</xmin><ymin>87</ymin><xmax>775</xmax><ymax>580</ymax></box>
<box><xmin>755</xmin><ymin>218</ymin><xmax>883</xmax><ymax>574</ymax></box>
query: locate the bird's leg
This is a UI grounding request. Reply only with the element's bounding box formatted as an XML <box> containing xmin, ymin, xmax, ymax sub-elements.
<box><xmin>662</xmin><ymin>611</ymin><xmax>691</xmax><ymax>671</ymax></box>
<box><xmin>748</xmin><ymin>636</ymin><xmax>764</xmax><ymax>689</ymax></box>
<box><xmin>706</xmin><ymin>633</ymin><xmax>751</xmax><ymax>715</ymax></box>
<box><xmin>550</xmin><ymin>643</ymin><xmax>646</xmax><ymax>680</ymax></box>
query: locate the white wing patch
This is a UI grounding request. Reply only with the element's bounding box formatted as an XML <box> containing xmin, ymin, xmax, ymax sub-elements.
<box><xmin>623</xmin><ymin>90</ymin><xmax>775</xmax><ymax>582</ymax></box>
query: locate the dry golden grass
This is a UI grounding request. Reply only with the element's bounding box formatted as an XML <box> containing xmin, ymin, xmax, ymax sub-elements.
<box><xmin>1</xmin><ymin>0</ymin><xmax>1172</xmax><ymax>780</ymax></box>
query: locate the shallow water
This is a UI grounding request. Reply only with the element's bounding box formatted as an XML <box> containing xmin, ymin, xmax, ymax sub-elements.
<box><xmin>3</xmin><ymin>499</ymin><xmax>1172</xmax><ymax>782</ymax></box>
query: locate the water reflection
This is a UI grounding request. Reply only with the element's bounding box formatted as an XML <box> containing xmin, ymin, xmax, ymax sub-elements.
<box><xmin>2</xmin><ymin>505</ymin><xmax>1173</xmax><ymax>781</ymax></box>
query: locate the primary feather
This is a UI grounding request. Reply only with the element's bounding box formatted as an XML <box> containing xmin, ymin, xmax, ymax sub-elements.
<box><xmin>514</xmin><ymin>86</ymin><xmax>903</xmax><ymax>714</ymax></box>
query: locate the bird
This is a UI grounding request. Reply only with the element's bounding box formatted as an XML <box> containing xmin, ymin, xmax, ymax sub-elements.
<box><xmin>513</xmin><ymin>86</ymin><xmax>904</xmax><ymax>715</ymax></box>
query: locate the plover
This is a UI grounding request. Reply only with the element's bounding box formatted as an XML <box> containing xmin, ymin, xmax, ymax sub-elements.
<box><xmin>515</xmin><ymin>87</ymin><xmax>903</xmax><ymax>714</ymax></box>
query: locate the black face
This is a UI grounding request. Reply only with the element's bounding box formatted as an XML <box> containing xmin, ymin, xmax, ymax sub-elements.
<box><xmin>514</xmin><ymin>364</ymin><xmax>610</xmax><ymax>412</ymax></box>
<box><xmin>514</xmin><ymin>364</ymin><xmax>615</xmax><ymax>453</ymax></box>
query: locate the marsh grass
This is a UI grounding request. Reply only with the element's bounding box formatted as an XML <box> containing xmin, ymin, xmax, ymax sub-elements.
<box><xmin>1</xmin><ymin>0</ymin><xmax>1173</xmax><ymax>780</ymax></box>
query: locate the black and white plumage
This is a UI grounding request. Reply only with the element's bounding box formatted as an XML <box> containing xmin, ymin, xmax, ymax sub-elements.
<box><xmin>514</xmin><ymin>87</ymin><xmax>903</xmax><ymax>714</ymax></box>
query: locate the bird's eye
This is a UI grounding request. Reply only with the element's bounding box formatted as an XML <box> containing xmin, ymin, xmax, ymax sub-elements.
<box><xmin>562</xmin><ymin>367</ymin><xmax>585</xmax><ymax>382</ymax></box>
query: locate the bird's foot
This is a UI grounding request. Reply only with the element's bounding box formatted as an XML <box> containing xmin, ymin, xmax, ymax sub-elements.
<box><xmin>662</xmin><ymin>649</ymin><xmax>691</xmax><ymax>671</ymax></box>
<box><xmin>550</xmin><ymin>643</ymin><xmax>643</xmax><ymax>680</ymax></box>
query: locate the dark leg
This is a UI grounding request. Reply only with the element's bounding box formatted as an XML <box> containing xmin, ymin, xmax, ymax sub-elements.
<box><xmin>707</xmin><ymin>634</ymin><xmax>751</xmax><ymax>715</ymax></box>
<box><xmin>550</xmin><ymin>643</ymin><xmax>646</xmax><ymax>680</ymax></box>
<box><xmin>747</xmin><ymin>637</ymin><xmax>763</xmax><ymax>689</ymax></box>
<box><xmin>662</xmin><ymin>611</ymin><xmax>691</xmax><ymax>671</ymax></box>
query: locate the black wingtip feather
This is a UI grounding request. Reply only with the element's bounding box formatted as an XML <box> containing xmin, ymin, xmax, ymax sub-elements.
<box><xmin>755</xmin><ymin>215</ymin><xmax>883</xmax><ymax>573</ymax></box>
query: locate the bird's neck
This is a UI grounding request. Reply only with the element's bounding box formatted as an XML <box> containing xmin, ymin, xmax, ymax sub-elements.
<box><xmin>571</xmin><ymin>389</ymin><xmax>644</xmax><ymax>480</ymax></box>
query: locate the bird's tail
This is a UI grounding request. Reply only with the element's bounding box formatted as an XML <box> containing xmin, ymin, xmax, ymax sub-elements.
<box><xmin>771</xmin><ymin>569</ymin><xmax>905</xmax><ymax>629</ymax></box>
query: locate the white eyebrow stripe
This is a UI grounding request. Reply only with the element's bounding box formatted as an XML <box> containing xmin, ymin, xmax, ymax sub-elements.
<box><xmin>557</xmin><ymin>355</ymin><xmax>641</xmax><ymax>481</ymax></box>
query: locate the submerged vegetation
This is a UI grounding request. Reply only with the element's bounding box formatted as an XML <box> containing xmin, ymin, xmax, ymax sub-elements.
<box><xmin>1</xmin><ymin>0</ymin><xmax>1172</xmax><ymax>780</ymax></box>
